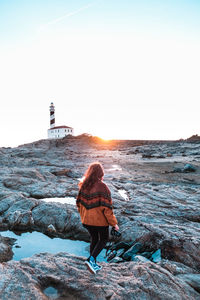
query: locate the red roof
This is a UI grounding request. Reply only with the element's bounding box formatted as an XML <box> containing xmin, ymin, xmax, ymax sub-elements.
<box><xmin>49</xmin><ymin>125</ymin><xmax>73</xmax><ymax>130</ymax></box>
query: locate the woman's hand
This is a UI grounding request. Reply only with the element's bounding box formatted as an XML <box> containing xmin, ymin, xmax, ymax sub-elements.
<box><xmin>114</xmin><ymin>224</ymin><xmax>119</xmax><ymax>231</ymax></box>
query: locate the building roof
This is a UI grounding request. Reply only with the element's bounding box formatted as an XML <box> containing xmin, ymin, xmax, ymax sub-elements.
<box><xmin>49</xmin><ymin>125</ymin><xmax>73</xmax><ymax>130</ymax></box>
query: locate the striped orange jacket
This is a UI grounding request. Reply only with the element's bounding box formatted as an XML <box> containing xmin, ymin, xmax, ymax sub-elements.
<box><xmin>76</xmin><ymin>180</ymin><xmax>117</xmax><ymax>227</ymax></box>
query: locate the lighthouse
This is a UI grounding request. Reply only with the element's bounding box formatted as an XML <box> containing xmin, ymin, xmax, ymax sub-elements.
<box><xmin>50</xmin><ymin>102</ymin><xmax>55</xmax><ymax>128</ymax></box>
<box><xmin>47</xmin><ymin>102</ymin><xmax>74</xmax><ymax>139</ymax></box>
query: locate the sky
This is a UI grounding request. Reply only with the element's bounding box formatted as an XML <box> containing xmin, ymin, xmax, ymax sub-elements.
<box><xmin>0</xmin><ymin>0</ymin><xmax>200</xmax><ymax>147</ymax></box>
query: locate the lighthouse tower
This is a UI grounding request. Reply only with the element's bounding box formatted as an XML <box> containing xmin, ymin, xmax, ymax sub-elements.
<box><xmin>50</xmin><ymin>102</ymin><xmax>55</xmax><ymax>128</ymax></box>
<box><xmin>47</xmin><ymin>102</ymin><xmax>74</xmax><ymax>139</ymax></box>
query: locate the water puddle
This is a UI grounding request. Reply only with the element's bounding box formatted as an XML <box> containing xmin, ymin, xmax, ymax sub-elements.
<box><xmin>108</xmin><ymin>165</ymin><xmax>122</xmax><ymax>171</ymax></box>
<box><xmin>0</xmin><ymin>231</ymin><xmax>106</xmax><ymax>262</ymax></box>
<box><xmin>43</xmin><ymin>287</ymin><xmax>58</xmax><ymax>299</ymax></box>
<box><xmin>42</xmin><ymin>197</ymin><xmax>76</xmax><ymax>205</ymax></box>
<box><xmin>118</xmin><ymin>189</ymin><xmax>129</xmax><ymax>200</ymax></box>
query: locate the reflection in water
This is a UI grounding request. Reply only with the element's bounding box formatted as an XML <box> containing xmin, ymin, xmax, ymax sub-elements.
<box><xmin>0</xmin><ymin>231</ymin><xmax>106</xmax><ymax>262</ymax></box>
<box><xmin>42</xmin><ymin>197</ymin><xmax>76</xmax><ymax>205</ymax></box>
<box><xmin>108</xmin><ymin>165</ymin><xmax>122</xmax><ymax>171</ymax></box>
<box><xmin>118</xmin><ymin>189</ymin><xmax>129</xmax><ymax>200</ymax></box>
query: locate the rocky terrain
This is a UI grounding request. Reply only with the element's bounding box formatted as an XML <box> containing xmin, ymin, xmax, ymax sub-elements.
<box><xmin>0</xmin><ymin>134</ymin><xmax>200</xmax><ymax>299</ymax></box>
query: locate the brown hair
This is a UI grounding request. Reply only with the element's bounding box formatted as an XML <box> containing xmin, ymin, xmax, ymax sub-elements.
<box><xmin>79</xmin><ymin>162</ymin><xmax>104</xmax><ymax>190</ymax></box>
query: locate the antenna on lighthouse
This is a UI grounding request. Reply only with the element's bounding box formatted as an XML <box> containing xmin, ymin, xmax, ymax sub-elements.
<box><xmin>50</xmin><ymin>102</ymin><xmax>55</xmax><ymax>128</ymax></box>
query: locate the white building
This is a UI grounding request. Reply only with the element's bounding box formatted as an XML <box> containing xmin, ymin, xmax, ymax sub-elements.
<box><xmin>47</xmin><ymin>102</ymin><xmax>74</xmax><ymax>139</ymax></box>
<box><xmin>48</xmin><ymin>125</ymin><xmax>74</xmax><ymax>139</ymax></box>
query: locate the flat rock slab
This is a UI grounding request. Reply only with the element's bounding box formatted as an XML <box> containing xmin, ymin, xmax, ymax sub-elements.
<box><xmin>0</xmin><ymin>252</ymin><xmax>199</xmax><ymax>300</ymax></box>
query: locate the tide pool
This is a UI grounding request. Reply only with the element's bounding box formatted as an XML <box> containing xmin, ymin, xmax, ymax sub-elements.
<box><xmin>0</xmin><ymin>230</ymin><xmax>107</xmax><ymax>262</ymax></box>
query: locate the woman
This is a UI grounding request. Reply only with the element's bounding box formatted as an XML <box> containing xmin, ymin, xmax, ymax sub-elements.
<box><xmin>76</xmin><ymin>162</ymin><xmax>119</xmax><ymax>274</ymax></box>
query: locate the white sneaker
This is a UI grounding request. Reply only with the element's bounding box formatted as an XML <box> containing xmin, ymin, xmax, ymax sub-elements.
<box><xmin>96</xmin><ymin>263</ymin><xmax>102</xmax><ymax>271</ymax></box>
<box><xmin>85</xmin><ymin>256</ymin><xmax>98</xmax><ymax>274</ymax></box>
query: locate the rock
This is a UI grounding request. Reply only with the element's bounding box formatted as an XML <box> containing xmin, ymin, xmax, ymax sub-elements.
<box><xmin>47</xmin><ymin>224</ymin><xmax>56</xmax><ymax>233</ymax></box>
<box><xmin>183</xmin><ymin>164</ymin><xmax>197</xmax><ymax>172</ymax></box>
<box><xmin>51</xmin><ymin>169</ymin><xmax>71</xmax><ymax>176</ymax></box>
<box><xmin>167</xmin><ymin>153</ymin><xmax>173</xmax><ymax>157</ymax></box>
<box><xmin>159</xmin><ymin>260</ymin><xmax>199</xmax><ymax>276</ymax></box>
<box><xmin>123</xmin><ymin>242</ymin><xmax>143</xmax><ymax>260</ymax></box>
<box><xmin>51</xmin><ymin>168</ymin><xmax>81</xmax><ymax>178</ymax></box>
<box><xmin>131</xmin><ymin>255</ymin><xmax>150</xmax><ymax>262</ymax></box>
<box><xmin>172</xmin><ymin>167</ymin><xmax>183</xmax><ymax>173</ymax></box>
<box><xmin>0</xmin><ymin>136</ymin><xmax>200</xmax><ymax>298</ymax></box>
<box><xmin>107</xmin><ymin>250</ymin><xmax>117</xmax><ymax>262</ymax></box>
<box><xmin>109</xmin><ymin>241</ymin><xmax>132</xmax><ymax>252</ymax></box>
<box><xmin>140</xmin><ymin>251</ymin><xmax>154</xmax><ymax>259</ymax></box>
<box><xmin>161</xmin><ymin>239</ymin><xmax>200</xmax><ymax>271</ymax></box>
<box><xmin>172</xmin><ymin>163</ymin><xmax>197</xmax><ymax>173</ymax></box>
<box><xmin>156</xmin><ymin>155</ymin><xmax>166</xmax><ymax>158</ymax></box>
<box><xmin>109</xmin><ymin>256</ymin><xmax>124</xmax><ymax>263</ymax></box>
<box><xmin>0</xmin><ymin>235</ymin><xmax>15</xmax><ymax>262</ymax></box>
<box><xmin>142</xmin><ymin>153</ymin><xmax>154</xmax><ymax>158</ymax></box>
<box><xmin>150</xmin><ymin>249</ymin><xmax>162</xmax><ymax>263</ymax></box>
<box><xmin>0</xmin><ymin>253</ymin><xmax>199</xmax><ymax>299</ymax></box>
<box><xmin>176</xmin><ymin>273</ymin><xmax>200</xmax><ymax>293</ymax></box>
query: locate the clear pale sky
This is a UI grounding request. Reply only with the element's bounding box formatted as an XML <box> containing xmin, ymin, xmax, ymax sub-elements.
<box><xmin>0</xmin><ymin>0</ymin><xmax>200</xmax><ymax>147</ymax></box>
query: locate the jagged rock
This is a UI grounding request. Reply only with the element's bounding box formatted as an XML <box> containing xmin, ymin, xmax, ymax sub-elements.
<box><xmin>183</xmin><ymin>164</ymin><xmax>197</xmax><ymax>172</ymax></box>
<box><xmin>123</xmin><ymin>242</ymin><xmax>143</xmax><ymax>260</ymax></box>
<box><xmin>0</xmin><ymin>235</ymin><xmax>15</xmax><ymax>262</ymax></box>
<box><xmin>140</xmin><ymin>251</ymin><xmax>154</xmax><ymax>259</ymax></box>
<box><xmin>107</xmin><ymin>250</ymin><xmax>117</xmax><ymax>262</ymax></box>
<box><xmin>47</xmin><ymin>224</ymin><xmax>56</xmax><ymax>233</ymax></box>
<box><xmin>150</xmin><ymin>249</ymin><xmax>162</xmax><ymax>263</ymax></box>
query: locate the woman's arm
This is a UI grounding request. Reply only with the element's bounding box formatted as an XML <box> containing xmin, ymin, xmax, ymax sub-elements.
<box><xmin>103</xmin><ymin>206</ymin><xmax>118</xmax><ymax>227</ymax></box>
<box><xmin>103</xmin><ymin>184</ymin><xmax>119</xmax><ymax>227</ymax></box>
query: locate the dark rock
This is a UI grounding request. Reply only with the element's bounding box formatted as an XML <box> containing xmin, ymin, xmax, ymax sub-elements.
<box><xmin>51</xmin><ymin>169</ymin><xmax>71</xmax><ymax>176</ymax></box>
<box><xmin>142</xmin><ymin>153</ymin><xmax>154</xmax><ymax>158</ymax></box>
<box><xmin>109</xmin><ymin>241</ymin><xmax>132</xmax><ymax>252</ymax></box>
<box><xmin>183</xmin><ymin>164</ymin><xmax>196</xmax><ymax>172</ymax></box>
<box><xmin>172</xmin><ymin>167</ymin><xmax>184</xmax><ymax>173</ymax></box>
<box><xmin>167</xmin><ymin>153</ymin><xmax>173</xmax><ymax>157</ymax></box>
<box><xmin>0</xmin><ymin>235</ymin><xmax>15</xmax><ymax>262</ymax></box>
<box><xmin>161</xmin><ymin>239</ymin><xmax>200</xmax><ymax>271</ymax></box>
<box><xmin>123</xmin><ymin>242</ymin><xmax>143</xmax><ymax>260</ymax></box>
<box><xmin>107</xmin><ymin>250</ymin><xmax>117</xmax><ymax>262</ymax></box>
<box><xmin>155</xmin><ymin>155</ymin><xmax>166</xmax><ymax>158</ymax></box>
<box><xmin>51</xmin><ymin>169</ymin><xmax>81</xmax><ymax>178</ymax></box>
<box><xmin>140</xmin><ymin>251</ymin><xmax>154</xmax><ymax>259</ymax></box>
<box><xmin>172</xmin><ymin>163</ymin><xmax>197</xmax><ymax>173</ymax></box>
